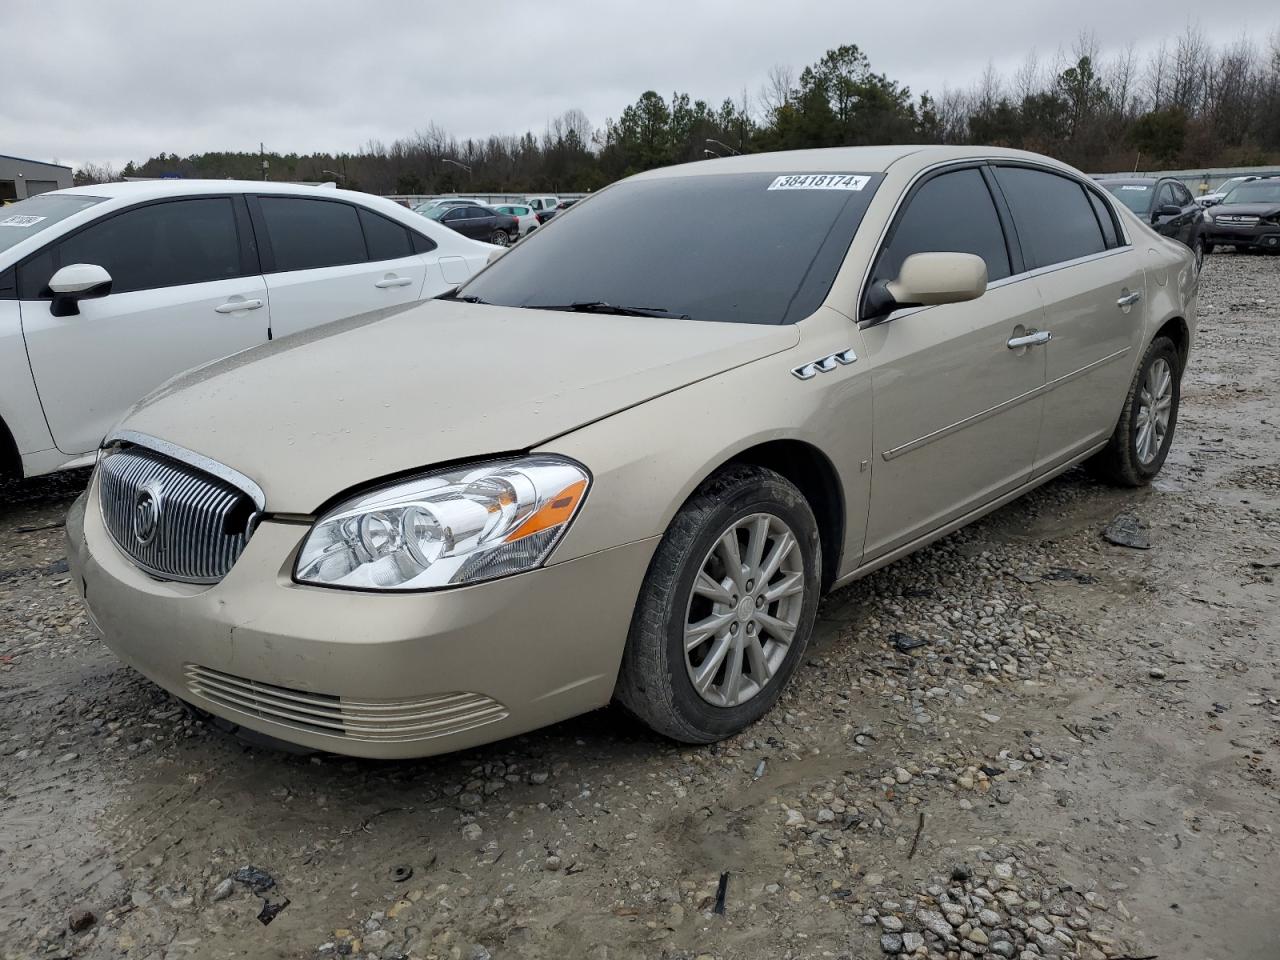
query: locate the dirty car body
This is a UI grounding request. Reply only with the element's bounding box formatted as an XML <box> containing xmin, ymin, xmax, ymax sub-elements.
<box><xmin>66</xmin><ymin>146</ymin><xmax>1198</xmax><ymax>758</ymax></box>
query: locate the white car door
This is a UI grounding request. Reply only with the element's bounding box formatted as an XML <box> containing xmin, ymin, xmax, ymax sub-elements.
<box><xmin>253</xmin><ymin>196</ymin><xmax>430</xmax><ymax>340</ymax></box>
<box><xmin>18</xmin><ymin>196</ymin><xmax>268</xmax><ymax>456</ymax></box>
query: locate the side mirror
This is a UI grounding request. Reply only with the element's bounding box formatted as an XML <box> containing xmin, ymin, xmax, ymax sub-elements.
<box><xmin>48</xmin><ymin>263</ymin><xmax>113</xmax><ymax>318</ymax></box>
<box><xmin>1155</xmin><ymin>204</ymin><xmax>1182</xmax><ymax>219</ymax></box>
<box><xmin>864</xmin><ymin>252</ymin><xmax>987</xmax><ymax>323</ymax></box>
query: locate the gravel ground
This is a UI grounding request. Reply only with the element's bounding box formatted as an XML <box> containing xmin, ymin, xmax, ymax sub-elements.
<box><xmin>1</xmin><ymin>252</ymin><xmax>1277</xmax><ymax>960</ymax></box>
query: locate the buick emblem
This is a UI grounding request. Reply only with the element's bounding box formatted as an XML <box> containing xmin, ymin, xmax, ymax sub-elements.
<box><xmin>133</xmin><ymin>480</ymin><xmax>163</xmax><ymax>546</ymax></box>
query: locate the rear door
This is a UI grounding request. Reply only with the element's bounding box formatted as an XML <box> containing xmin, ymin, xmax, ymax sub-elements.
<box><xmin>19</xmin><ymin>195</ymin><xmax>267</xmax><ymax>455</ymax></box>
<box><xmin>862</xmin><ymin>165</ymin><xmax>1046</xmax><ymax>559</ymax></box>
<box><xmin>252</xmin><ymin>195</ymin><xmax>429</xmax><ymax>340</ymax></box>
<box><xmin>991</xmin><ymin>165</ymin><xmax>1148</xmax><ymax>476</ymax></box>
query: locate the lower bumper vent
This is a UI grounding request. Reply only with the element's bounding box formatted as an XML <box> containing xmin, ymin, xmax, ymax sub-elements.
<box><xmin>184</xmin><ymin>665</ymin><xmax>508</xmax><ymax>743</ymax></box>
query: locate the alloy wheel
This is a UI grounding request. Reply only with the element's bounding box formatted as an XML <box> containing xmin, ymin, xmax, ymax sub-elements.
<box><xmin>1135</xmin><ymin>356</ymin><xmax>1173</xmax><ymax>465</ymax></box>
<box><xmin>683</xmin><ymin>513</ymin><xmax>806</xmax><ymax>708</ymax></box>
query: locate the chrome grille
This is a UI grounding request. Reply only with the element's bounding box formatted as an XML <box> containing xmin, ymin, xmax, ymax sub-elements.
<box><xmin>185</xmin><ymin>665</ymin><xmax>509</xmax><ymax>742</ymax></box>
<box><xmin>99</xmin><ymin>447</ymin><xmax>257</xmax><ymax>583</ymax></box>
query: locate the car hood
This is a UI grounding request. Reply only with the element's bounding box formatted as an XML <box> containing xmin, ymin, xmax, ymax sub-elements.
<box><xmin>1211</xmin><ymin>202</ymin><xmax>1280</xmax><ymax>218</ymax></box>
<box><xmin>120</xmin><ymin>300</ymin><xmax>799</xmax><ymax>512</ymax></box>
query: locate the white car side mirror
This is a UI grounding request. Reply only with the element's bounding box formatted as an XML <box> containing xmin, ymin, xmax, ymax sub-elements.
<box><xmin>48</xmin><ymin>263</ymin><xmax>113</xmax><ymax>317</ymax></box>
<box><xmin>49</xmin><ymin>262</ymin><xmax>113</xmax><ymax>295</ymax></box>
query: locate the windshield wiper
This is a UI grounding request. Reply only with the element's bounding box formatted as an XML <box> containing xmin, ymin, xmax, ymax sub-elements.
<box><xmin>435</xmin><ymin>288</ymin><xmax>487</xmax><ymax>304</ymax></box>
<box><xmin>525</xmin><ymin>301</ymin><xmax>690</xmax><ymax>319</ymax></box>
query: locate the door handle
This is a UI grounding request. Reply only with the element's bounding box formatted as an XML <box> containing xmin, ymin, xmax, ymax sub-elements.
<box><xmin>1007</xmin><ymin>330</ymin><xmax>1052</xmax><ymax>349</ymax></box>
<box><xmin>214</xmin><ymin>298</ymin><xmax>264</xmax><ymax>314</ymax></box>
<box><xmin>1116</xmin><ymin>290</ymin><xmax>1142</xmax><ymax>308</ymax></box>
<box><xmin>375</xmin><ymin>276</ymin><xmax>413</xmax><ymax>288</ymax></box>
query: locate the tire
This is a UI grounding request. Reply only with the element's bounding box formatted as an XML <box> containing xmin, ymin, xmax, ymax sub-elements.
<box><xmin>1192</xmin><ymin>237</ymin><xmax>1205</xmax><ymax>271</ymax></box>
<box><xmin>614</xmin><ymin>464</ymin><xmax>822</xmax><ymax>743</ymax></box>
<box><xmin>1086</xmin><ymin>336</ymin><xmax>1180</xmax><ymax>487</ymax></box>
<box><xmin>1202</xmin><ymin>242</ymin><xmax>1215</xmax><ymax>255</ymax></box>
<box><xmin>490</xmin><ymin>230</ymin><xmax>510</xmax><ymax>247</ymax></box>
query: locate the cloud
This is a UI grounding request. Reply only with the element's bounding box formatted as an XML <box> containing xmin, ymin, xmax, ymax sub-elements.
<box><xmin>2</xmin><ymin>0</ymin><xmax>1274</xmax><ymax>169</ymax></box>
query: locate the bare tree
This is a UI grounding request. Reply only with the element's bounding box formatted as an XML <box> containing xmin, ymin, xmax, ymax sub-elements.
<box><xmin>758</xmin><ymin>64</ymin><xmax>795</xmax><ymax>117</ymax></box>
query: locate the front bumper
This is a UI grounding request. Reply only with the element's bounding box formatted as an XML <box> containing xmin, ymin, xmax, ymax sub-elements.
<box><xmin>1204</xmin><ymin>222</ymin><xmax>1280</xmax><ymax>248</ymax></box>
<box><xmin>66</xmin><ymin>478</ymin><xmax>657</xmax><ymax>759</ymax></box>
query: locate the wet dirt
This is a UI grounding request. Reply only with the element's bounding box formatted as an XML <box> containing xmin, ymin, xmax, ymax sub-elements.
<box><xmin>1</xmin><ymin>252</ymin><xmax>1277</xmax><ymax>960</ymax></box>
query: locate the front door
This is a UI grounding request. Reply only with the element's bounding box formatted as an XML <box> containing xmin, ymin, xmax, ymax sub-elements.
<box><xmin>861</xmin><ymin>165</ymin><xmax>1046</xmax><ymax>559</ymax></box>
<box><xmin>18</xmin><ymin>196</ymin><xmax>267</xmax><ymax>456</ymax></box>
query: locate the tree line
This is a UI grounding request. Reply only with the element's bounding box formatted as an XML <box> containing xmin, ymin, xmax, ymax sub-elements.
<box><xmin>77</xmin><ymin>25</ymin><xmax>1280</xmax><ymax>195</ymax></box>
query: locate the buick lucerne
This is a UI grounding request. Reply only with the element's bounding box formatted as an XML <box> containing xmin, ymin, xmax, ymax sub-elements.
<box><xmin>66</xmin><ymin>146</ymin><xmax>1198</xmax><ymax>758</ymax></box>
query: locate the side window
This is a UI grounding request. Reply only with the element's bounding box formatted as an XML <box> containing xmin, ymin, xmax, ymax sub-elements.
<box><xmin>258</xmin><ymin>197</ymin><xmax>366</xmax><ymax>272</ymax></box>
<box><xmin>993</xmin><ymin>167</ymin><xmax>1106</xmax><ymax>269</ymax></box>
<box><xmin>357</xmin><ymin>207</ymin><xmax>412</xmax><ymax>261</ymax></box>
<box><xmin>442</xmin><ymin>209</ymin><xmax>463</xmax><ymax>222</ymax></box>
<box><xmin>410</xmin><ymin>231</ymin><xmax>437</xmax><ymax>254</ymax></box>
<box><xmin>467</xmin><ymin>206</ymin><xmax>489</xmax><ymax>219</ymax></box>
<box><xmin>1156</xmin><ymin>183</ymin><xmax>1176</xmax><ymax>209</ymax></box>
<box><xmin>1086</xmin><ymin>190</ymin><xmax>1121</xmax><ymax>249</ymax></box>
<box><xmin>1173</xmin><ymin>182</ymin><xmax>1193</xmax><ymax>205</ymax></box>
<box><xmin>873</xmin><ymin>167</ymin><xmax>1011</xmax><ymax>286</ymax></box>
<box><xmin>49</xmin><ymin>198</ymin><xmax>242</xmax><ymax>295</ymax></box>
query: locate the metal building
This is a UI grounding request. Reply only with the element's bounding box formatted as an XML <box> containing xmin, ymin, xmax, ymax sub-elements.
<box><xmin>0</xmin><ymin>154</ymin><xmax>74</xmax><ymax>203</ymax></box>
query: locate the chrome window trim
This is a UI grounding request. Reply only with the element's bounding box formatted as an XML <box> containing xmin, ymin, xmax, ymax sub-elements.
<box><xmin>855</xmin><ymin>156</ymin><xmax>1134</xmax><ymax>327</ymax></box>
<box><xmin>881</xmin><ymin>346</ymin><xmax>1132</xmax><ymax>461</ymax></box>
<box><xmin>105</xmin><ymin>429</ymin><xmax>266</xmax><ymax>510</ymax></box>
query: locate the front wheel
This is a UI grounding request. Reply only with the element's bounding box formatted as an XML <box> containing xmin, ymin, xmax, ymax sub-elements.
<box><xmin>1192</xmin><ymin>237</ymin><xmax>1205</xmax><ymax>271</ymax></box>
<box><xmin>614</xmin><ymin>465</ymin><xmax>821</xmax><ymax>743</ymax></box>
<box><xmin>1086</xmin><ymin>336</ymin><xmax>1180</xmax><ymax>486</ymax></box>
<box><xmin>1202</xmin><ymin>241</ymin><xmax>1216</xmax><ymax>256</ymax></box>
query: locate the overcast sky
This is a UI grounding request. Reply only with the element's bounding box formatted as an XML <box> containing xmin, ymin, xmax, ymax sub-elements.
<box><xmin>3</xmin><ymin>0</ymin><xmax>1276</xmax><ymax>170</ymax></box>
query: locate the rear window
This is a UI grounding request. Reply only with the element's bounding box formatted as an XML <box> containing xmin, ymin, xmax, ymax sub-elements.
<box><xmin>996</xmin><ymin>167</ymin><xmax>1106</xmax><ymax>268</ymax></box>
<box><xmin>0</xmin><ymin>193</ymin><xmax>105</xmax><ymax>254</ymax></box>
<box><xmin>464</xmin><ymin>172</ymin><xmax>883</xmax><ymax>324</ymax></box>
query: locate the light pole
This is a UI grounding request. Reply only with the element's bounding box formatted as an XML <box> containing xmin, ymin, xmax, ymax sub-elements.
<box><xmin>706</xmin><ymin>138</ymin><xmax>741</xmax><ymax>156</ymax></box>
<box><xmin>440</xmin><ymin>158</ymin><xmax>472</xmax><ymax>187</ymax></box>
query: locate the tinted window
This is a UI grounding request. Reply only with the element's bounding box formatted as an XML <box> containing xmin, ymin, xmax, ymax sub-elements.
<box><xmin>1087</xmin><ymin>191</ymin><xmax>1121</xmax><ymax>248</ymax></box>
<box><xmin>358</xmin><ymin>207</ymin><xmax>411</xmax><ymax>261</ymax></box>
<box><xmin>410</xmin><ymin>231</ymin><xmax>437</xmax><ymax>254</ymax></box>
<box><xmin>1157</xmin><ymin>183</ymin><xmax>1176</xmax><ymax>208</ymax></box>
<box><xmin>52</xmin><ymin>198</ymin><xmax>242</xmax><ymax>295</ymax></box>
<box><xmin>441</xmin><ymin>209</ymin><xmax>464</xmax><ymax>222</ymax></box>
<box><xmin>995</xmin><ymin>167</ymin><xmax>1105</xmax><ymax>268</ymax></box>
<box><xmin>259</xmin><ymin>197</ymin><xmax>366</xmax><ymax>272</ymax></box>
<box><xmin>873</xmin><ymin>168</ymin><xmax>1010</xmax><ymax>286</ymax></box>
<box><xmin>463</xmin><ymin>172</ymin><xmax>883</xmax><ymax>325</ymax></box>
<box><xmin>1172</xmin><ymin>182</ymin><xmax>1193</xmax><ymax>205</ymax></box>
<box><xmin>466</xmin><ymin>206</ymin><xmax>490</xmax><ymax>219</ymax></box>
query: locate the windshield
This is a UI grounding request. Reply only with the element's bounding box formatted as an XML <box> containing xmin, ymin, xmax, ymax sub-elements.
<box><xmin>1222</xmin><ymin>180</ymin><xmax>1280</xmax><ymax>205</ymax></box>
<box><xmin>421</xmin><ymin>206</ymin><xmax>448</xmax><ymax>220</ymax></box>
<box><xmin>0</xmin><ymin>193</ymin><xmax>105</xmax><ymax>254</ymax></box>
<box><xmin>1213</xmin><ymin>177</ymin><xmax>1246</xmax><ymax>195</ymax></box>
<box><xmin>462</xmin><ymin>172</ymin><xmax>883</xmax><ymax>324</ymax></box>
<box><xmin>1102</xmin><ymin>183</ymin><xmax>1152</xmax><ymax>215</ymax></box>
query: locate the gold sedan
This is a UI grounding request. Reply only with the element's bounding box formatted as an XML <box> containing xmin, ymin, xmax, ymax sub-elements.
<box><xmin>67</xmin><ymin>146</ymin><xmax>1197</xmax><ymax>758</ymax></box>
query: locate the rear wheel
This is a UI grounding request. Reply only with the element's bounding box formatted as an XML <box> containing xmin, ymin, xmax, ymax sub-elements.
<box><xmin>490</xmin><ymin>230</ymin><xmax>510</xmax><ymax>246</ymax></box>
<box><xmin>615</xmin><ymin>465</ymin><xmax>821</xmax><ymax>743</ymax></box>
<box><xmin>1086</xmin><ymin>336</ymin><xmax>1180</xmax><ymax>486</ymax></box>
<box><xmin>1202</xmin><ymin>242</ymin><xmax>1216</xmax><ymax>256</ymax></box>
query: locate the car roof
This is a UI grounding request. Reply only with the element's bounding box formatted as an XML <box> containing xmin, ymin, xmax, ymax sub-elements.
<box><xmin>629</xmin><ymin>145</ymin><xmax>1084</xmax><ymax>181</ymax></box>
<box><xmin>50</xmin><ymin>179</ymin><xmax>368</xmax><ymax>202</ymax></box>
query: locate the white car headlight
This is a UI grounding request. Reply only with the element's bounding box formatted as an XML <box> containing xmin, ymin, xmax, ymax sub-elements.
<box><xmin>295</xmin><ymin>456</ymin><xmax>589</xmax><ymax>590</ymax></box>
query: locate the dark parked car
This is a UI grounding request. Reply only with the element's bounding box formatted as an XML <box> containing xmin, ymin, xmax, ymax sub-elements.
<box><xmin>1200</xmin><ymin>177</ymin><xmax>1280</xmax><ymax>253</ymax></box>
<box><xmin>1099</xmin><ymin>177</ymin><xmax>1206</xmax><ymax>267</ymax></box>
<box><xmin>424</xmin><ymin>204</ymin><xmax>519</xmax><ymax>246</ymax></box>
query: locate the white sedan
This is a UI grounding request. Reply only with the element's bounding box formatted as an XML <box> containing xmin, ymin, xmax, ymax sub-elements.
<box><xmin>490</xmin><ymin>203</ymin><xmax>540</xmax><ymax>237</ymax></box>
<box><xmin>0</xmin><ymin>180</ymin><xmax>494</xmax><ymax>479</ymax></box>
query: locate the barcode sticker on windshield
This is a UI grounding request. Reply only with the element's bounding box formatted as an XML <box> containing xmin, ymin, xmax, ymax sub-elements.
<box><xmin>0</xmin><ymin>215</ymin><xmax>46</xmax><ymax>227</ymax></box>
<box><xmin>1119</xmin><ymin>185</ymin><xmax>1149</xmax><ymax>191</ymax></box>
<box><xmin>768</xmin><ymin>174</ymin><xmax>869</xmax><ymax>191</ymax></box>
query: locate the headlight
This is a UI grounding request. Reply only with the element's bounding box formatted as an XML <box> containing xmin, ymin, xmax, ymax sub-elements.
<box><xmin>295</xmin><ymin>456</ymin><xmax>589</xmax><ymax>590</ymax></box>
